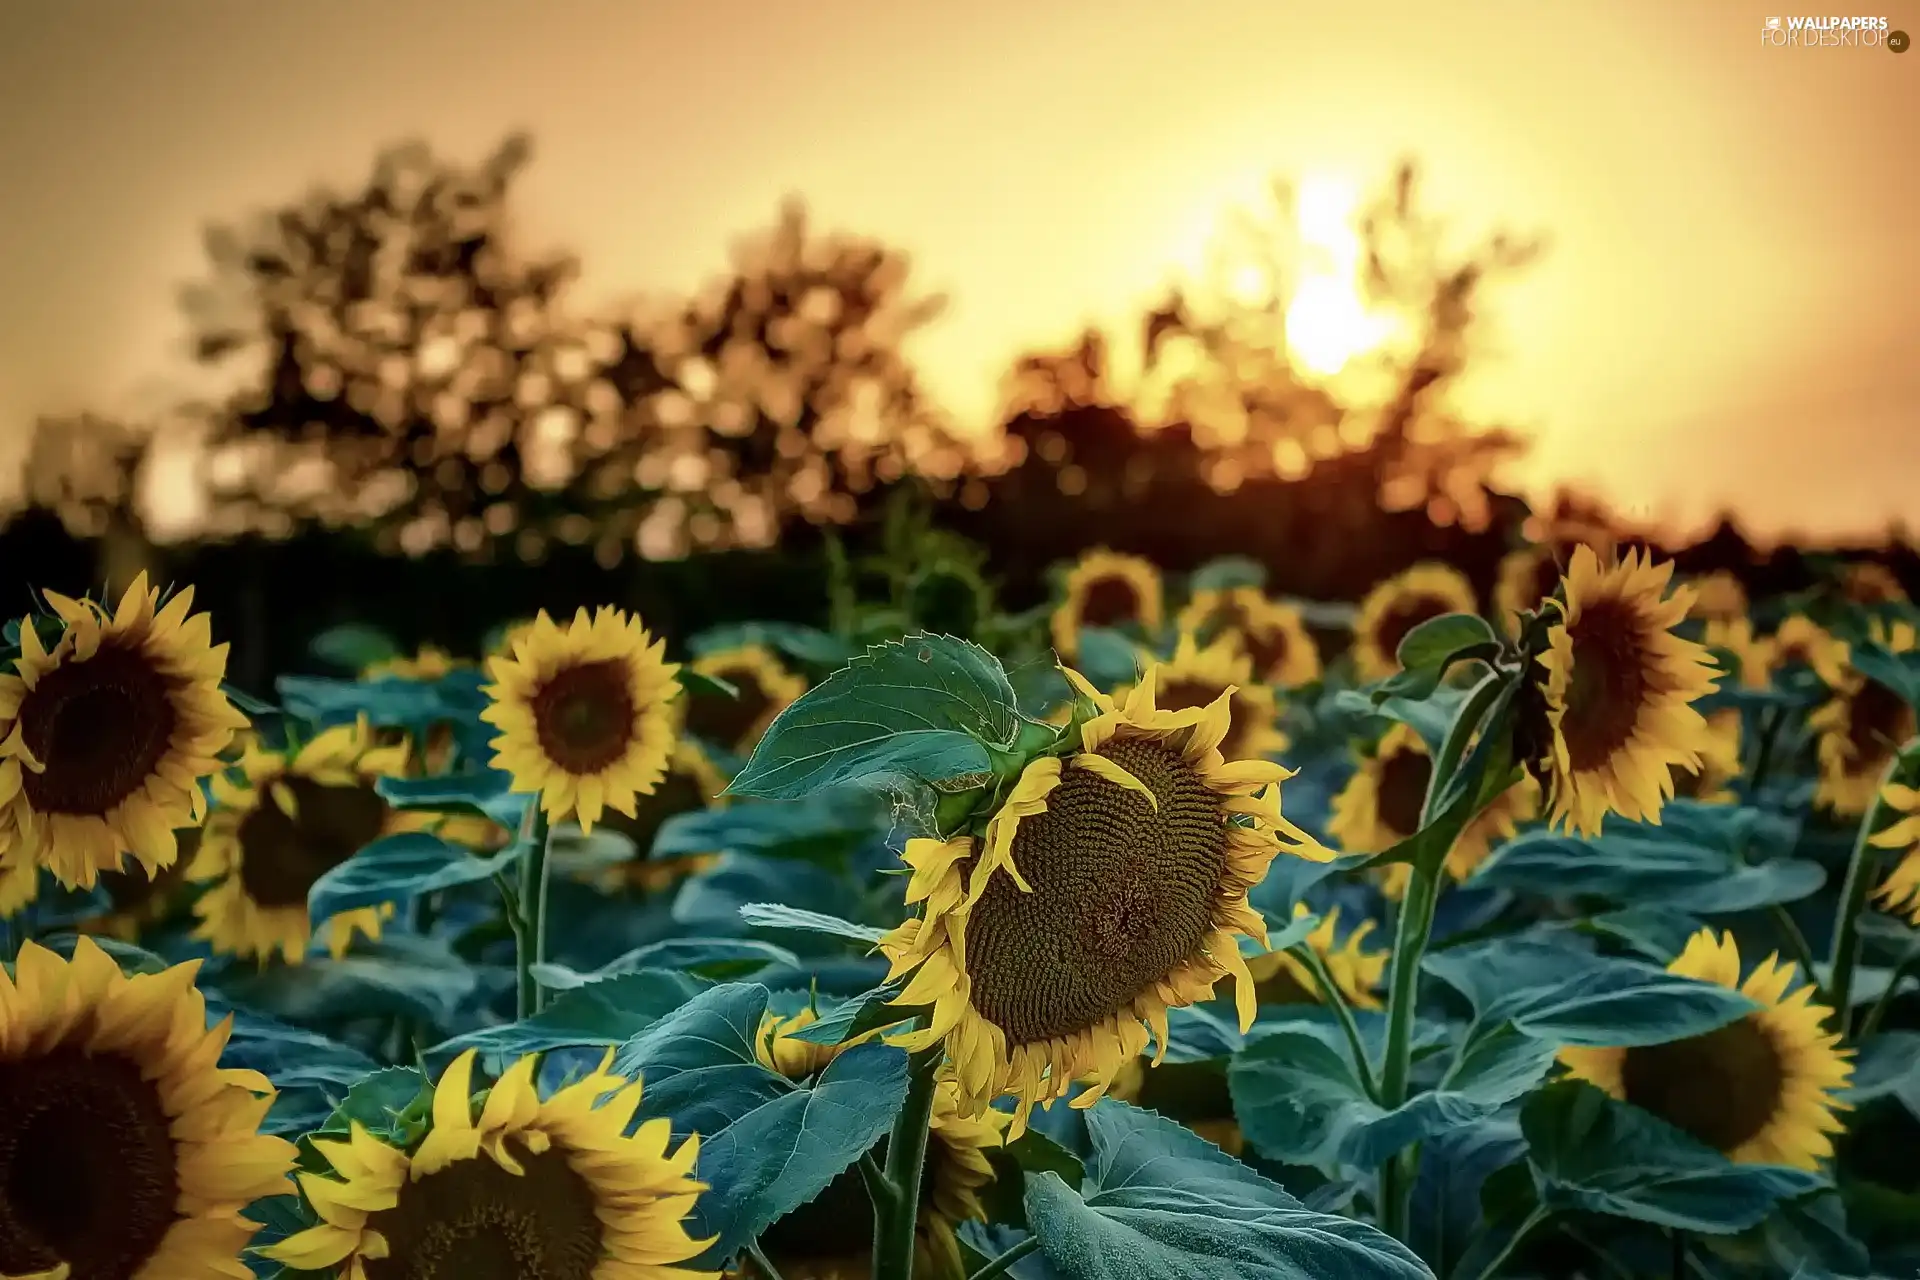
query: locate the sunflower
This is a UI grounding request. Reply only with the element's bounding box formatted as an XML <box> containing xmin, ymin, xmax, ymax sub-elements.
<box><xmin>1810</xmin><ymin>619</ymin><xmax>1919</xmax><ymax>817</ymax></box>
<box><xmin>1703</xmin><ymin>617</ymin><xmax>1773</xmax><ymax>690</ymax></box>
<box><xmin>0</xmin><ymin>857</ymin><xmax>38</xmax><ymax>918</ymax></box>
<box><xmin>1243</xmin><ymin>901</ymin><xmax>1388</xmax><ymax>1010</ymax></box>
<box><xmin>1175</xmin><ymin>587</ymin><xmax>1322</xmax><ymax>688</ymax></box>
<box><xmin>1350</xmin><ymin>563</ymin><xmax>1479</xmax><ymax>682</ymax></box>
<box><xmin>1535</xmin><ymin>547</ymin><xmax>1722</xmax><ymax>836</ymax></box>
<box><xmin>189</xmin><ymin>721</ymin><xmax>431</xmax><ymax>964</ymax></box>
<box><xmin>0</xmin><ymin>937</ymin><xmax>296</xmax><ymax>1280</ymax></box>
<box><xmin>0</xmin><ymin>573</ymin><xmax>250</xmax><ymax>890</ymax></box>
<box><xmin>1670</xmin><ymin>708</ymin><xmax>1744</xmax><ymax>805</ymax></box>
<box><xmin>263</xmin><ymin>1048</ymin><xmax>716</xmax><ymax>1280</ymax></box>
<box><xmin>1842</xmin><ymin>560</ymin><xmax>1906</xmax><ymax>605</ymax></box>
<box><xmin>1117</xmin><ymin>631</ymin><xmax>1289</xmax><ymax>761</ymax></box>
<box><xmin>78</xmin><ymin>830</ymin><xmax>198</xmax><ymax>941</ymax></box>
<box><xmin>683</xmin><ymin>644</ymin><xmax>806</xmax><ymax>756</ymax></box>
<box><xmin>1869</xmin><ymin>780</ymin><xmax>1920</xmax><ymax>924</ymax></box>
<box><xmin>1327</xmin><ymin>723</ymin><xmax>1537</xmax><ymax>898</ymax></box>
<box><xmin>1494</xmin><ymin>544</ymin><xmax>1564</xmax><ymax>637</ymax></box>
<box><xmin>878</xmin><ymin>664</ymin><xmax>1331</xmax><ymax>1136</ymax></box>
<box><xmin>1687</xmin><ymin>572</ymin><xmax>1749</xmax><ymax>624</ymax></box>
<box><xmin>482</xmin><ymin>607</ymin><xmax>682</xmax><ymax>834</ymax></box>
<box><xmin>1769</xmin><ymin>616</ymin><xmax>1850</xmax><ymax>688</ymax></box>
<box><xmin>1049</xmin><ymin>550</ymin><xmax>1164</xmax><ymax>660</ymax></box>
<box><xmin>1558</xmin><ymin>928</ymin><xmax>1851</xmax><ymax>1170</ymax></box>
<box><xmin>361</xmin><ymin>645</ymin><xmax>464</xmax><ymax>682</ymax></box>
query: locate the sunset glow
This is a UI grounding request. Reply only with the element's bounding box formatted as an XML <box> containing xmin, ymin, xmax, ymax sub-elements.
<box><xmin>1282</xmin><ymin>176</ymin><xmax>1403</xmax><ymax>379</ymax></box>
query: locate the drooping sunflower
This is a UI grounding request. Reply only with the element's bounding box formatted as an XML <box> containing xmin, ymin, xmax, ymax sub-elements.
<box><xmin>1327</xmin><ymin>723</ymin><xmax>1538</xmax><ymax>898</ymax></box>
<box><xmin>1670</xmin><ymin>708</ymin><xmax>1744</xmax><ymax>805</ymax></box>
<box><xmin>1769</xmin><ymin>615</ymin><xmax>1850</xmax><ymax>689</ymax></box>
<box><xmin>1117</xmin><ymin>631</ymin><xmax>1289</xmax><ymax>761</ymax></box>
<box><xmin>594</xmin><ymin>738</ymin><xmax>730</xmax><ymax>894</ymax></box>
<box><xmin>1243</xmin><ymin>901</ymin><xmax>1389</xmax><ymax>1011</ymax></box>
<box><xmin>1869</xmin><ymin>780</ymin><xmax>1920</xmax><ymax>924</ymax></box>
<box><xmin>1703</xmin><ymin>617</ymin><xmax>1774</xmax><ymax>690</ymax></box>
<box><xmin>1536</xmin><ymin>547</ymin><xmax>1722</xmax><ymax>836</ymax></box>
<box><xmin>1049</xmin><ymin>550</ymin><xmax>1164</xmax><ymax>660</ymax></box>
<box><xmin>1687</xmin><ymin>571</ymin><xmax>1749</xmax><ymax>624</ymax></box>
<box><xmin>1493</xmin><ymin>544</ymin><xmax>1564</xmax><ymax>637</ymax></box>
<box><xmin>1558</xmin><ymin>928</ymin><xmax>1852</xmax><ymax>1170</ymax></box>
<box><xmin>189</xmin><ymin>721</ymin><xmax>430</xmax><ymax>964</ymax></box>
<box><xmin>482</xmin><ymin>607</ymin><xmax>682</xmax><ymax>833</ymax></box>
<box><xmin>1175</xmin><ymin>587</ymin><xmax>1322</xmax><ymax>688</ymax></box>
<box><xmin>879</xmin><ymin>664</ymin><xmax>1332</xmax><ymax>1135</ymax></box>
<box><xmin>0</xmin><ymin>937</ymin><xmax>297</xmax><ymax>1280</ymax></box>
<box><xmin>1350</xmin><ymin>563</ymin><xmax>1479</xmax><ymax>682</ymax></box>
<box><xmin>1842</xmin><ymin>560</ymin><xmax>1906</xmax><ymax>606</ymax></box>
<box><xmin>0</xmin><ymin>573</ymin><xmax>250</xmax><ymax>890</ymax></box>
<box><xmin>263</xmin><ymin>1048</ymin><xmax>716</xmax><ymax>1280</ymax></box>
<box><xmin>1810</xmin><ymin>619</ymin><xmax>1919</xmax><ymax>817</ymax></box>
<box><xmin>683</xmin><ymin>644</ymin><xmax>807</xmax><ymax>756</ymax></box>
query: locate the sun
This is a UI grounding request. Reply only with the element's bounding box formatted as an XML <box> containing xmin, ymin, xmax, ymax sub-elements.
<box><xmin>1283</xmin><ymin>175</ymin><xmax>1402</xmax><ymax>377</ymax></box>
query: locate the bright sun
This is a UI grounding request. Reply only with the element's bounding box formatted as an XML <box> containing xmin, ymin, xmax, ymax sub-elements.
<box><xmin>1282</xmin><ymin>176</ymin><xmax>1400</xmax><ymax>377</ymax></box>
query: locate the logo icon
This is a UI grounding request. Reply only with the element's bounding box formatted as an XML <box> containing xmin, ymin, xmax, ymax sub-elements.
<box><xmin>1890</xmin><ymin>28</ymin><xmax>1911</xmax><ymax>51</ymax></box>
<box><xmin>1765</xmin><ymin>16</ymin><xmax>1782</xmax><ymax>29</ymax></box>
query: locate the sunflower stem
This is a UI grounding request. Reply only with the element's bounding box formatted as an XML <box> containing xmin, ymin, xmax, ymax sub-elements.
<box><xmin>514</xmin><ymin>804</ymin><xmax>553</xmax><ymax>1020</ymax></box>
<box><xmin>969</xmin><ymin>1235</ymin><xmax>1041</xmax><ymax>1280</ymax></box>
<box><xmin>1767</xmin><ymin>904</ymin><xmax>1821</xmax><ymax>989</ymax></box>
<box><xmin>872</xmin><ymin>1045</ymin><xmax>943</xmax><ymax>1280</ymax></box>
<box><xmin>1376</xmin><ymin>852</ymin><xmax>1439</xmax><ymax>1242</ymax></box>
<box><xmin>745</xmin><ymin>1238</ymin><xmax>788</xmax><ymax>1280</ymax></box>
<box><xmin>1293</xmin><ymin>942</ymin><xmax>1380</xmax><ymax>1101</ymax></box>
<box><xmin>1745</xmin><ymin>703</ymin><xmax>1786</xmax><ymax>794</ymax></box>
<box><xmin>1859</xmin><ymin>949</ymin><xmax>1918</xmax><ymax>1039</ymax></box>
<box><xmin>1464</xmin><ymin>1204</ymin><xmax>1551</xmax><ymax>1280</ymax></box>
<box><xmin>1826</xmin><ymin>756</ymin><xmax>1901</xmax><ymax>1035</ymax></box>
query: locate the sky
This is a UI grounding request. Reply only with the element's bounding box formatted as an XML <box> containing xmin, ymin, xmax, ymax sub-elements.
<box><xmin>1</xmin><ymin>0</ymin><xmax>1915</xmax><ymax>543</ymax></box>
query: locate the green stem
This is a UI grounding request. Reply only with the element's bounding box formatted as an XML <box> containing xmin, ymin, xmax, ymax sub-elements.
<box><xmin>1376</xmin><ymin>854</ymin><xmax>1440</xmax><ymax>1241</ymax></box>
<box><xmin>745</xmin><ymin>1239</ymin><xmax>788</xmax><ymax>1280</ymax></box>
<box><xmin>872</xmin><ymin>1046</ymin><xmax>943</xmax><ymax>1280</ymax></box>
<box><xmin>1294</xmin><ymin>943</ymin><xmax>1380</xmax><ymax>1100</ymax></box>
<box><xmin>969</xmin><ymin>1236</ymin><xmax>1041</xmax><ymax>1280</ymax></box>
<box><xmin>1767</xmin><ymin>904</ymin><xmax>1820</xmax><ymax>987</ymax></box>
<box><xmin>514</xmin><ymin>805</ymin><xmax>553</xmax><ymax>1020</ymax></box>
<box><xmin>1746</xmin><ymin>704</ymin><xmax>1785</xmax><ymax>793</ymax></box>
<box><xmin>1859</xmin><ymin>949</ymin><xmax>1919</xmax><ymax>1039</ymax></box>
<box><xmin>1467</xmin><ymin>1205</ymin><xmax>1552</xmax><ymax>1280</ymax></box>
<box><xmin>1826</xmin><ymin>758</ymin><xmax>1899</xmax><ymax>1036</ymax></box>
<box><xmin>1422</xmin><ymin>670</ymin><xmax>1509</xmax><ymax>826</ymax></box>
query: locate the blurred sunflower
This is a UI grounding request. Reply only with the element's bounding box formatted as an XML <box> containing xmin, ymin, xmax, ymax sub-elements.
<box><xmin>0</xmin><ymin>937</ymin><xmax>296</xmax><ymax>1279</ymax></box>
<box><xmin>1703</xmin><ymin>617</ymin><xmax>1774</xmax><ymax>690</ymax></box>
<box><xmin>1175</xmin><ymin>587</ymin><xmax>1322</xmax><ymax>688</ymax></box>
<box><xmin>1842</xmin><ymin>560</ymin><xmax>1906</xmax><ymax>606</ymax></box>
<box><xmin>190</xmin><ymin>721</ymin><xmax>427</xmax><ymax>964</ymax></box>
<box><xmin>1327</xmin><ymin>723</ymin><xmax>1537</xmax><ymax>897</ymax></box>
<box><xmin>1869</xmin><ymin>780</ymin><xmax>1920</xmax><ymax>924</ymax></box>
<box><xmin>1669</xmin><ymin>708</ymin><xmax>1744</xmax><ymax>805</ymax></box>
<box><xmin>1049</xmin><ymin>550</ymin><xmax>1164</xmax><ymax>660</ymax></box>
<box><xmin>263</xmin><ymin>1048</ymin><xmax>715</xmax><ymax>1280</ymax></box>
<box><xmin>0</xmin><ymin>573</ymin><xmax>249</xmax><ymax>890</ymax></box>
<box><xmin>77</xmin><ymin>830</ymin><xmax>198</xmax><ymax>941</ymax></box>
<box><xmin>1105</xmin><ymin>1057</ymin><xmax>1244</xmax><ymax>1156</ymax></box>
<box><xmin>593</xmin><ymin>738</ymin><xmax>730</xmax><ymax>894</ymax></box>
<box><xmin>879</xmin><ymin>664</ymin><xmax>1331</xmax><ymax>1135</ymax></box>
<box><xmin>1687</xmin><ymin>572</ymin><xmax>1749</xmax><ymax>624</ymax></box>
<box><xmin>1558</xmin><ymin>929</ymin><xmax>1851</xmax><ymax>1169</ymax></box>
<box><xmin>1350</xmin><ymin>564</ymin><xmax>1478</xmax><ymax>682</ymax></box>
<box><xmin>482</xmin><ymin>607</ymin><xmax>681</xmax><ymax>834</ymax></box>
<box><xmin>1536</xmin><ymin>547</ymin><xmax>1721</xmax><ymax>836</ymax></box>
<box><xmin>1244</xmin><ymin>902</ymin><xmax>1388</xmax><ymax>1010</ymax></box>
<box><xmin>1810</xmin><ymin>619</ymin><xmax>1918</xmax><ymax>817</ymax></box>
<box><xmin>1770</xmin><ymin>616</ymin><xmax>1850</xmax><ymax>688</ymax></box>
<box><xmin>0</xmin><ymin>857</ymin><xmax>37</xmax><ymax>917</ymax></box>
<box><xmin>1118</xmin><ymin>631</ymin><xmax>1288</xmax><ymax>761</ymax></box>
<box><xmin>740</xmin><ymin>1015</ymin><xmax>1008</xmax><ymax>1280</ymax></box>
<box><xmin>360</xmin><ymin>645</ymin><xmax>464</xmax><ymax>682</ymax></box>
<box><xmin>684</xmin><ymin>644</ymin><xmax>806</xmax><ymax>755</ymax></box>
<box><xmin>1494</xmin><ymin>544</ymin><xmax>1563</xmax><ymax>636</ymax></box>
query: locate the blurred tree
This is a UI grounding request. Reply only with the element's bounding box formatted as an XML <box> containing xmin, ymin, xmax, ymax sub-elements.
<box><xmin>13</xmin><ymin>412</ymin><xmax>158</xmax><ymax>592</ymax></box>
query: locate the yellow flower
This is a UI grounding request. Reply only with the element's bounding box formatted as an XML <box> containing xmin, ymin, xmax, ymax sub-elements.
<box><xmin>1350</xmin><ymin>564</ymin><xmax>1478</xmax><ymax>682</ymax></box>
<box><xmin>1493</xmin><ymin>544</ymin><xmax>1563</xmax><ymax>637</ymax></box>
<box><xmin>1175</xmin><ymin>587</ymin><xmax>1321</xmax><ymax>688</ymax></box>
<box><xmin>1703</xmin><ymin>617</ymin><xmax>1773</xmax><ymax>690</ymax></box>
<box><xmin>263</xmin><ymin>1048</ymin><xmax>716</xmax><ymax>1280</ymax></box>
<box><xmin>1769</xmin><ymin>616</ymin><xmax>1850</xmax><ymax>689</ymax></box>
<box><xmin>1558</xmin><ymin>929</ymin><xmax>1851</xmax><ymax>1170</ymax></box>
<box><xmin>877</xmin><ymin>663</ymin><xmax>1331</xmax><ymax>1136</ymax></box>
<box><xmin>1842</xmin><ymin>561</ymin><xmax>1906</xmax><ymax>606</ymax></box>
<box><xmin>1117</xmin><ymin>631</ymin><xmax>1289</xmax><ymax>761</ymax></box>
<box><xmin>481</xmin><ymin>607</ymin><xmax>682</xmax><ymax>833</ymax></box>
<box><xmin>1870</xmin><ymin>780</ymin><xmax>1920</xmax><ymax>924</ymax></box>
<box><xmin>0</xmin><ymin>937</ymin><xmax>296</xmax><ymax>1279</ymax></box>
<box><xmin>1243</xmin><ymin>902</ymin><xmax>1388</xmax><ymax>1011</ymax></box>
<box><xmin>360</xmin><ymin>645</ymin><xmax>464</xmax><ymax>682</ymax></box>
<box><xmin>1049</xmin><ymin>550</ymin><xmax>1164</xmax><ymax>660</ymax></box>
<box><xmin>1536</xmin><ymin>547</ymin><xmax>1721</xmax><ymax>836</ymax></box>
<box><xmin>76</xmin><ymin>832</ymin><xmax>199</xmax><ymax>941</ymax></box>
<box><xmin>189</xmin><ymin>721</ymin><xmax>430</xmax><ymax>964</ymax></box>
<box><xmin>1327</xmin><ymin>723</ymin><xmax>1537</xmax><ymax>897</ymax></box>
<box><xmin>684</xmin><ymin>644</ymin><xmax>807</xmax><ymax>755</ymax></box>
<box><xmin>1670</xmin><ymin>708</ymin><xmax>1744</xmax><ymax>805</ymax></box>
<box><xmin>1687</xmin><ymin>572</ymin><xmax>1749</xmax><ymax>624</ymax></box>
<box><xmin>1810</xmin><ymin>619</ymin><xmax>1918</xmax><ymax>817</ymax></box>
<box><xmin>0</xmin><ymin>573</ymin><xmax>249</xmax><ymax>889</ymax></box>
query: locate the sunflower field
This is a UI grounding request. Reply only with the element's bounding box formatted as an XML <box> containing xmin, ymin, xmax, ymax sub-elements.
<box><xmin>3</xmin><ymin>534</ymin><xmax>1919</xmax><ymax>1280</ymax></box>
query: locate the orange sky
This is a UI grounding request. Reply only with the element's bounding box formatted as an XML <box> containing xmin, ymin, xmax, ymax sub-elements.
<box><xmin>1</xmin><ymin>0</ymin><xmax>1915</xmax><ymax>542</ymax></box>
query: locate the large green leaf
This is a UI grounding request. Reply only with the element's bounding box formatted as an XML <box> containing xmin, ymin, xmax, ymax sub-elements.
<box><xmin>1848</xmin><ymin>639</ymin><xmax>1920</xmax><ymax>712</ymax></box>
<box><xmin>215</xmin><ymin>935</ymin><xmax>480</xmax><ymax>1030</ymax></box>
<box><xmin>728</xmin><ymin>633</ymin><xmax>1022</xmax><ymax>799</ymax></box>
<box><xmin>424</xmin><ymin>969</ymin><xmax>711</xmax><ymax>1072</ymax></box>
<box><xmin>1394</xmin><ymin>612</ymin><xmax>1499</xmax><ymax>673</ymax></box>
<box><xmin>689</xmin><ymin>622</ymin><xmax>854</xmax><ymax>668</ymax></box>
<box><xmin>651</xmin><ymin>788</ymin><xmax>886</xmax><ymax>861</ymax></box>
<box><xmin>1020</xmin><ymin>1101</ymin><xmax>1433</xmax><ymax>1279</ymax></box>
<box><xmin>307</xmin><ymin>832</ymin><xmax>519</xmax><ymax>928</ymax></box>
<box><xmin>1473</xmin><ymin>825</ymin><xmax>1824</xmax><ymax>913</ymax></box>
<box><xmin>1846</xmin><ymin>1030</ymin><xmax>1920</xmax><ymax>1123</ymax></box>
<box><xmin>532</xmin><ymin>939</ymin><xmax>800</xmax><ymax>991</ymax></box>
<box><xmin>1408</xmin><ymin>1117</ymin><xmax>1527</xmax><ymax>1279</ymax></box>
<box><xmin>378</xmin><ymin>770</ymin><xmax>530</xmax><ymax>832</ymax></box>
<box><xmin>1521</xmin><ymin>1081</ymin><xmax>1823</xmax><ymax>1234</ymax></box>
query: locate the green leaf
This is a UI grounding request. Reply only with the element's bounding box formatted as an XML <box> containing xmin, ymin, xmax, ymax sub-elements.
<box><xmin>736</xmin><ymin>902</ymin><xmax>886</xmax><ymax>946</ymax></box>
<box><xmin>1395</xmin><ymin>612</ymin><xmax>1498</xmax><ymax>672</ymax></box>
<box><xmin>1475</xmin><ymin>823</ymin><xmax>1825</xmax><ymax>913</ymax></box>
<box><xmin>1325</xmin><ymin>683</ymin><xmax>1467</xmax><ymax>758</ymax></box>
<box><xmin>425</xmin><ymin>970</ymin><xmax>712</xmax><ymax>1073</ymax></box>
<box><xmin>277</xmin><ymin>672</ymin><xmax>451</xmax><ymax>730</ymax></box>
<box><xmin>33</xmin><ymin>932</ymin><xmax>170</xmax><ymax>975</ymax></box>
<box><xmin>679</xmin><ymin>668</ymin><xmax>740</xmax><ymax>702</ymax></box>
<box><xmin>1845</xmin><ymin>1031</ymin><xmax>1920</xmax><ymax>1122</ymax></box>
<box><xmin>727</xmin><ymin>633</ymin><xmax>1021</xmax><ymax>799</ymax></box>
<box><xmin>1189</xmin><ymin>556</ymin><xmax>1268</xmax><ymax>594</ymax></box>
<box><xmin>308</xmin><ymin>832</ymin><xmax>519</xmax><ymax>928</ymax></box>
<box><xmin>1522</xmin><ymin>1080</ymin><xmax>1823</xmax><ymax>1233</ymax></box>
<box><xmin>533</xmin><ymin>939</ymin><xmax>800</xmax><ymax>991</ymax></box>
<box><xmin>216</xmin><ymin>936</ymin><xmax>479</xmax><ymax>1029</ymax></box>
<box><xmin>652</xmin><ymin>789</ymin><xmax>886</xmax><ymax>861</ymax></box>
<box><xmin>1021</xmin><ymin>1101</ymin><xmax>1432</xmax><ymax>1279</ymax></box>
<box><xmin>689</xmin><ymin>622</ymin><xmax>853</xmax><ymax>668</ymax></box>
<box><xmin>309</xmin><ymin>623</ymin><xmax>401</xmax><ymax>672</ymax></box>
<box><xmin>783</xmin><ymin>983</ymin><xmax>914</xmax><ymax>1047</ymax></box>
<box><xmin>1582</xmin><ymin>907</ymin><xmax>1708</xmax><ymax>964</ymax></box>
<box><xmin>377</xmin><ymin>770</ymin><xmax>529</xmax><ymax>832</ymax></box>
<box><xmin>1409</xmin><ymin>1118</ymin><xmax>1527</xmax><ymax>1280</ymax></box>
<box><xmin>1848</xmin><ymin>639</ymin><xmax>1920</xmax><ymax>713</ymax></box>
<box><xmin>1072</xmin><ymin>625</ymin><xmax>1143</xmax><ymax>690</ymax></box>
<box><xmin>982</xmin><ymin>1127</ymin><xmax>1088</xmax><ymax>1230</ymax></box>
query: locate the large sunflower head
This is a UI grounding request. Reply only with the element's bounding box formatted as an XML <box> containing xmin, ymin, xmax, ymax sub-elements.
<box><xmin>1769</xmin><ymin>616</ymin><xmax>1850</xmax><ymax>689</ymax></box>
<box><xmin>1558</xmin><ymin>929</ymin><xmax>1851</xmax><ymax>1170</ymax></box>
<box><xmin>1670</xmin><ymin>707</ymin><xmax>1745</xmax><ymax>805</ymax></box>
<box><xmin>1244</xmin><ymin>901</ymin><xmax>1388</xmax><ymax>1010</ymax></box>
<box><xmin>1702</xmin><ymin>617</ymin><xmax>1774</xmax><ymax>691</ymax></box>
<box><xmin>1687</xmin><ymin>572</ymin><xmax>1750</xmax><ymax>624</ymax></box>
<box><xmin>264</xmin><ymin>1048</ymin><xmax>715</xmax><ymax>1280</ymax></box>
<box><xmin>1494</xmin><ymin>544</ymin><xmax>1564</xmax><ymax>637</ymax></box>
<box><xmin>878</xmin><ymin>663</ymin><xmax>1331</xmax><ymax>1136</ymax></box>
<box><xmin>1049</xmin><ymin>550</ymin><xmax>1164</xmax><ymax>660</ymax></box>
<box><xmin>1869</xmin><ymin>780</ymin><xmax>1920</xmax><ymax>925</ymax></box>
<box><xmin>0</xmin><ymin>937</ymin><xmax>296</xmax><ymax>1279</ymax></box>
<box><xmin>1179</xmin><ymin>588</ymin><xmax>1323</xmax><ymax>689</ymax></box>
<box><xmin>1350</xmin><ymin>564</ymin><xmax>1479</xmax><ymax>682</ymax></box>
<box><xmin>189</xmin><ymin>720</ymin><xmax>424</xmax><ymax>965</ymax></box>
<box><xmin>0</xmin><ymin>574</ymin><xmax>250</xmax><ymax>890</ymax></box>
<box><xmin>1117</xmin><ymin>631</ymin><xmax>1288</xmax><ymax>762</ymax></box>
<box><xmin>1535</xmin><ymin>547</ymin><xmax>1722</xmax><ymax>836</ymax></box>
<box><xmin>592</xmin><ymin>737</ymin><xmax>730</xmax><ymax>894</ymax></box>
<box><xmin>684</xmin><ymin>645</ymin><xmax>807</xmax><ymax>756</ymax></box>
<box><xmin>1810</xmin><ymin>619</ymin><xmax>1919</xmax><ymax>817</ymax></box>
<box><xmin>481</xmin><ymin>607</ymin><xmax>682</xmax><ymax>834</ymax></box>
